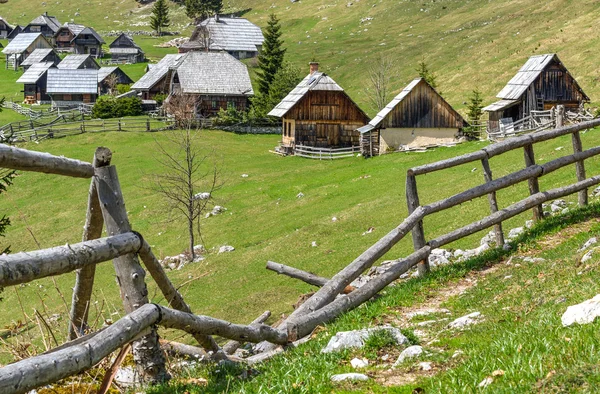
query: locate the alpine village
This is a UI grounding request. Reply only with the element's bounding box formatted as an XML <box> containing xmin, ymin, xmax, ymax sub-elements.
<box><xmin>1</xmin><ymin>0</ymin><xmax>600</xmax><ymax>392</ymax></box>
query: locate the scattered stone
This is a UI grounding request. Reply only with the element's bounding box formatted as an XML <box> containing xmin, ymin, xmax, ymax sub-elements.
<box><xmin>311</xmin><ymin>241</ymin><xmax>318</xmax><ymax>247</ymax></box>
<box><xmin>478</xmin><ymin>376</ymin><xmax>494</xmax><ymax>387</ymax></box>
<box><xmin>561</xmin><ymin>294</ymin><xmax>600</xmax><ymax>326</ymax></box>
<box><xmin>405</xmin><ymin>308</ymin><xmax>450</xmax><ymax>319</ymax></box>
<box><xmin>394</xmin><ymin>345</ymin><xmax>423</xmax><ymax>365</ymax></box>
<box><xmin>218</xmin><ymin>245</ymin><xmax>235</xmax><ymax>254</ymax></box>
<box><xmin>332</xmin><ymin>216</ymin><xmax>338</xmax><ymax>222</ymax></box>
<box><xmin>592</xmin><ymin>186</ymin><xmax>600</xmax><ymax>197</ymax></box>
<box><xmin>206</xmin><ymin>205</ymin><xmax>227</xmax><ymax>218</ymax></box>
<box><xmin>453</xmin><ymin>249</ymin><xmax>464</xmax><ymax>258</ymax></box>
<box><xmin>522</xmin><ymin>256</ymin><xmax>545</xmax><ymax>263</ymax></box>
<box><xmin>193</xmin><ymin>192</ymin><xmax>211</xmax><ymax>200</ymax></box>
<box><xmin>296</xmin><ymin>192</ymin><xmax>304</xmax><ymax>198</ymax></box>
<box><xmin>417</xmin><ymin>320</ymin><xmax>438</xmax><ymax>327</ymax></box>
<box><xmin>581</xmin><ymin>249</ymin><xmax>594</xmax><ymax>263</ymax></box>
<box><xmin>193</xmin><ymin>245</ymin><xmax>206</xmax><ymax>254</ymax></box>
<box><xmin>241</xmin><ymin>174</ymin><xmax>249</xmax><ymax>178</ymax></box>
<box><xmin>471</xmin><ymin>167</ymin><xmax>477</xmax><ymax>172</ymax></box>
<box><xmin>428</xmin><ymin>248</ymin><xmax>452</xmax><ymax>267</ymax></box>
<box><xmin>578</xmin><ymin>237</ymin><xmax>597</xmax><ymax>252</ymax></box>
<box><xmin>504</xmin><ymin>275</ymin><xmax>512</xmax><ymax>280</ymax></box>
<box><xmin>350</xmin><ymin>357</ymin><xmax>369</xmax><ymax>369</ymax></box>
<box><xmin>114</xmin><ymin>366</ymin><xmax>137</xmax><ymax>386</ymax></box>
<box><xmin>331</xmin><ymin>373</ymin><xmax>369</xmax><ymax>382</ymax></box>
<box><xmin>480</xmin><ymin>230</ymin><xmax>496</xmax><ymax>246</ymax></box>
<box><xmin>451</xmin><ymin>350</ymin><xmax>463</xmax><ymax>358</ymax></box>
<box><xmin>362</xmin><ymin>226</ymin><xmax>375</xmax><ymax>235</ymax></box>
<box><xmin>525</xmin><ymin>220</ymin><xmax>534</xmax><ymax>229</ymax></box>
<box><xmin>448</xmin><ymin>312</ymin><xmax>482</xmax><ymax>329</ymax></box>
<box><xmin>381</xmin><ymin>354</ymin><xmax>390</xmax><ymax>361</ymax></box>
<box><xmin>507</xmin><ymin>227</ymin><xmax>524</xmax><ymax>241</ymax></box>
<box><xmin>322</xmin><ymin>326</ymin><xmax>408</xmax><ymax>353</ymax></box>
<box><xmin>502</xmin><ymin>243</ymin><xmax>512</xmax><ymax>251</ymax></box>
<box><xmin>555</xmin><ymin>146</ymin><xmax>564</xmax><ymax>151</ymax></box>
<box><xmin>419</xmin><ymin>361</ymin><xmax>433</xmax><ymax>371</ymax></box>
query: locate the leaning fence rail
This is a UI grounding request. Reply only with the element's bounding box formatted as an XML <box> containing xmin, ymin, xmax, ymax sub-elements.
<box><xmin>0</xmin><ymin>117</ymin><xmax>599</xmax><ymax>393</ymax></box>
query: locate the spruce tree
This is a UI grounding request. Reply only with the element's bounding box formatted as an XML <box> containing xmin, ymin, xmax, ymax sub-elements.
<box><xmin>467</xmin><ymin>89</ymin><xmax>484</xmax><ymax>122</ymax></box>
<box><xmin>185</xmin><ymin>0</ymin><xmax>221</xmax><ymax>23</ymax></box>
<box><xmin>0</xmin><ymin>97</ymin><xmax>15</xmax><ymax>255</ymax></box>
<box><xmin>416</xmin><ymin>60</ymin><xmax>438</xmax><ymax>91</ymax></box>
<box><xmin>150</xmin><ymin>0</ymin><xmax>170</xmax><ymax>36</ymax></box>
<box><xmin>257</xmin><ymin>13</ymin><xmax>286</xmax><ymax>96</ymax></box>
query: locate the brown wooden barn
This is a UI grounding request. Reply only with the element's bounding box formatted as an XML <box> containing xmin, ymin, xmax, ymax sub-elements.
<box><xmin>358</xmin><ymin>78</ymin><xmax>466</xmax><ymax>157</ymax></box>
<box><xmin>268</xmin><ymin>63</ymin><xmax>369</xmax><ymax>153</ymax></box>
<box><xmin>131</xmin><ymin>54</ymin><xmax>184</xmax><ymax>100</ymax></box>
<box><xmin>483</xmin><ymin>54</ymin><xmax>589</xmax><ymax>133</ymax></box>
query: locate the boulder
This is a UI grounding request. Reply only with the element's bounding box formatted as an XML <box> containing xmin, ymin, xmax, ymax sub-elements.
<box><xmin>218</xmin><ymin>245</ymin><xmax>235</xmax><ymax>254</ymax></box>
<box><xmin>448</xmin><ymin>312</ymin><xmax>481</xmax><ymax>329</ymax></box>
<box><xmin>562</xmin><ymin>294</ymin><xmax>600</xmax><ymax>326</ymax></box>
<box><xmin>393</xmin><ymin>345</ymin><xmax>423</xmax><ymax>365</ymax></box>
<box><xmin>578</xmin><ymin>237</ymin><xmax>597</xmax><ymax>252</ymax></box>
<box><xmin>331</xmin><ymin>373</ymin><xmax>369</xmax><ymax>382</ymax></box>
<box><xmin>581</xmin><ymin>250</ymin><xmax>594</xmax><ymax>263</ymax></box>
<box><xmin>350</xmin><ymin>358</ymin><xmax>369</xmax><ymax>369</ymax></box>
<box><xmin>507</xmin><ymin>227</ymin><xmax>524</xmax><ymax>241</ymax></box>
<box><xmin>322</xmin><ymin>326</ymin><xmax>408</xmax><ymax>353</ymax></box>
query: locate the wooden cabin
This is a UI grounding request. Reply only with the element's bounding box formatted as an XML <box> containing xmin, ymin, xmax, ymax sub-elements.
<box><xmin>23</xmin><ymin>13</ymin><xmax>61</xmax><ymax>44</ymax></box>
<box><xmin>46</xmin><ymin>68</ymin><xmax>99</xmax><ymax>107</ymax></box>
<box><xmin>0</xmin><ymin>16</ymin><xmax>13</xmax><ymax>39</ymax></box>
<box><xmin>179</xmin><ymin>16</ymin><xmax>264</xmax><ymax>60</ymax></box>
<box><xmin>57</xmin><ymin>54</ymin><xmax>100</xmax><ymax>70</ymax></box>
<box><xmin>54</xmin><ymin>23</ymin><xmax>84</xmax><ymax>52</ymax></box>
<box><xmin>168</xmin><ymin>51</ymin><xmax>253</xmax><ymax>117</ymax></box>
<box><xmin>483</xmin><ymin>54</ymin><xmax>589</xmax><ymax>133</ymax></box>
<box><xmin>2</xmin><ymin>33</ymin><xmax>53</xmax><ymax>70</ymax></box>
<box><xmin>358</xmin><ymin>78</ymin><xmax>466</xmax><ymax>157</ymax></box>
<box><xmin>71</xmin><ymin>27</ymin><xmax>104</xmax><ymax>58</ymax></box>
<box><xmin>19</xmin><ymin>48</ymin><xmax>60</xmax><ymax>71</ymax></box>
<box><xmin>109</xmin><ymin>33</ymin><xmax>145</xmax><ymax>64</ymax></box>
<box><xmin>131</xmin><ymin>54</ymin><xmax>184</xmax><ymax>99</ymax></box>
<box><xmin>16</xmin><ymin>62</ymin><xmax>55</xmax><ymax>104</ymax></box>
<box><xmin>7</xmin><ymin>25</ymin><xmax>23</xmax><ymax>42</ymax></box>
<box><xmin>98</xmin><ymin>67</ymin><xmax>134</xmax><ymax>95</ymax></box>
<box><xmin>268</xmin><ymin>63</ymin><xmax>369</xmax><ymax>152</ymax></box>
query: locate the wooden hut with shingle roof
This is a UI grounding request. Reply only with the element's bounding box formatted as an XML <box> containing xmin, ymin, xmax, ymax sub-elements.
<box><xmin>0</xmin><ymin>16</ymin><xmax>13</xmax><ymax>39</ymax></box>
<box><xmin>268</xmin><ymin>62</ymin><xmax>369</xmax><ymax>152</ymax></box>
<box><xmin>23</xmin><ymin>12</ymin><xmax>61</xmax><ymax>44</ymax></box>
<box><xmin>2</xmin><ymin>33</ymin><xmax>53</xmax><ymax>70</ymax></box>
<box><xmin>483</xmin><ymin>54</ymin><xmax>589</xmax><ymax>133</ymax></box>
<box><xmin>109</xmin><ymin>33</ymin><xmax>145</xmax><ymax>64</ymax></box>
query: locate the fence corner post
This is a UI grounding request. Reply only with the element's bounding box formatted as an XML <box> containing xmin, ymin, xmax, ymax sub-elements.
<box><xmin>406</xmin><ymin>173</ymin><xmax>429</xmax><ymax>275</ymax></box>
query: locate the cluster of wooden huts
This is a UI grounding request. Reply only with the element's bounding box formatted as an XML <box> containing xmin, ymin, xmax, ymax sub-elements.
<box><xmin>1</xmin><ymin>13</ymin><xmax>145</xmax><ymax>71</ymax></box>
<box><xmin>268</xmin><ymin>54</ymin><xmax>590</xmax><ymax>157</ymax></box>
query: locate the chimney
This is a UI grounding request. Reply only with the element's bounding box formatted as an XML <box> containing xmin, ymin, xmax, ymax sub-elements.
<box><xmin>309</xmin><ymin>62</ymin><xmax>319</xmax><ymax>74</ymax></box>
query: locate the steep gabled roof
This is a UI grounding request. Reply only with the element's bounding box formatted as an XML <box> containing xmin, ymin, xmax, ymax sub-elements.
<box><xmin>57</xmin><ymin>54</ymin><xmax>100</xmax><ymax>70</ymax></box>
<box><xmin>47</xmin><ymin>68</ymin><xmax>98</xmax><ymax>94</ymax></box>
<box><xmin>20</xmin><ymin>48</ymin><xmax>57</xmax><ymax>67</ymax></box>
<box><xmin>109</xmin><ymin>33</ymin><xmax>142</xmax><ymax>50</ymax></box>
<box><xmin>358</xmin><ymin>78</ymin><xmax>465</xmax><ymax>133</ymax></box>
<box><xmin>16</xmin><ymin>62</ymin><xmax>54</xmax><ymax>84</ymax></box>
<box><xmin>57</xmin><ymin>22</ymin><xmax>85</xmax><ymax>37</ymax></box>
<box><xmin>181</xmin><ymin>17</ymin><xmax>264</xmax><ymax>52</ymax></box>
<box><xmin>2</xmin><ymin>33</ymin><xmax>49</xmax><ymax>54</ymax></box>
<box><xmin>29</xmin><ymin>13</ymin><xmax>61</xmax><ymax>32</ymax></box>
<box><xmin>97</xmin><ymin>66</ymin><xmax>133</xmax><ymax>84</ymax></box>
<box><xmin>75</xmin><ymin>27</ymin><xmax>104</xmax><ymax>44</ymax></box>
<box><xmin>496</xmin><ymin>53</ymin><xmax>589</xmax><ymax>101</ymax></box>
<box><xmin>0</xmin><ymin>16</ymin><xmax>13</xmax><ymax>30</ymax></box>
<box><xmin>268</xmin><ymin>71</ymin><xmax>346</xmax><ymax>117</ymax></box>
<box><xmin>131</xmin><ymin>54</ymin><xmax>184</xmax><ymax>91</ymax></box>
<box><xmin>172</xmin><ymin>51</ymin><xmax>253</xmax><ymax>96</ymax></box>
<box><xmin>7</xmin><ymin>25</ymin><xmax>23</xmax><ymax>40</ymax></box>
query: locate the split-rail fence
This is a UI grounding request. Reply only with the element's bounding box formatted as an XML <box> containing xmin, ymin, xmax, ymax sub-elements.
<box><xmin>0</xmin><ymin>117</ymin><xmax>599</xmax><ymax>393</ymax></box>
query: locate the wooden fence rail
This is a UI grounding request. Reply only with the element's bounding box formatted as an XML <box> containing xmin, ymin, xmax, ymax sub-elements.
<box><xmin>294</xmin><ymin>144</ymin><xmax>360</xmax><ymax>160</ymax></box>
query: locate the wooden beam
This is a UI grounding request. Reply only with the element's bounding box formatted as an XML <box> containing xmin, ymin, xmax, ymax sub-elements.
<box><xmin>223</xmin><ymin>310</ymin><xmax>271</xmax><ymax>355</ymax></box>
<box><xmin>0</xmin><ymin>143</ymin><xmax>94</xmax><ymax>178</ymax></box>
<box><xmin>266</xmin><ymin>261</ymin><xmax>355</xmax><ymax>293</ymax></box>
<box><xmin>69</xmin><ymin>147</ymin><xmax>111</xmax><ymax>340</ymax></box>
<box><xmin>571</xmin><ymin>130</ymin><xmax>588</xmax><ymax>206</ymax></box>
<box><xmin>523</xmin><ymin>143</ymin><xmax>543</xmax><ymax>221</ymax></box>
<box><xmin>406</xmin><ymin>174</ymin><xmax>429</xmax><ymax>275</ymax></box>
<box><xmin>480</xmin><ymin>157</ymin><xmax>504</xmax><ymax>246</ymax></box>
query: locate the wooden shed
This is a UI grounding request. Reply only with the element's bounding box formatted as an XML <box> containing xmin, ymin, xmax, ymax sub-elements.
<box><xmin>46</xmin><ymin>68</ymin><xmax>99</xmax><ymax>107</ymax></box>
<box><xmin>268</xmin><ymin>63</ymin><xmax>369</xmax><ymax>153</ymax></box>
<box><xmin>483</xmin><ymin>54</ymin><xmax>589</xmax><ymax>133</ymax></box>
<box><xmin>131</xmin><ymin>54</ymin><xmax>184</xmax><ymax>100</ymax></box>
<box><xmin>7</xmin><ymin>25</ymin><xmax>23</xmax><ymax>42</ymax></box>
<box><xmin>16</xmin><ymin>62</ymin><xmax>55</xmax><ymax>104</ymax></box>
<box><xmin>2</xmin><ymin>33</ymin><xmax>53</xmax><ymax>70</ymax></box>
<box><xmin>98</xmin><ymin>67</ymin><xmax>134</xmax><ymax>95</ymax></box>
<box><xmin>0</xmin><ymin>16</ymin><xmax>13</xmax><ymax>39</ymax></box>
<box><xmin>19</xmin><ymin>48</ymin><xmax>60</xmax><ymax>71</ymax></box>
<box><xmin>109</xmin><ymin>33</ymin><xmax>145</xmax><ymax>64</ymax></box>
<box><xmin>23</xmin><ymin>12</ymin><xmax>61</xmax><ymax>44</ymax></box>
<box><xmin>358</xmin><ymin>78</ymin><xmax>466</xmax><ymax>157</ymax></box>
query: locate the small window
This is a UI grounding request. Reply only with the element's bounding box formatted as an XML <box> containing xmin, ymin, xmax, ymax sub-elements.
<box><xmin>211</xmin><ymin>100</ymin><xmax>218</xmax><ymax>109</ymax></box>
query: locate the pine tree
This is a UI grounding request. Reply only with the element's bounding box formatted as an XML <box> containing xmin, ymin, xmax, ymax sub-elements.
<box><xmin>185</xmin><ymin>0</ymin><xmax>221</xmax><ymax>24</ymax></box>
<box><xmin>416</xmin><ymin>60</ymin><xmax>438</xmax><ymax>91</ymax></box>
<box><xmin>0</xmin><ymin>96</ymin><xmax>15</xmax><ymax>256</ymax></box>
<box><xmin>467</xmin><ymin>89</ymin><xmax>484</xmax><ymax>122</ymax></box>
<box><xmin>250</xmin><ymin>62</ymin><xmax>301</xmax><ymax>119</ymax></box>
<box><xmin>256</xmin><ymin>13</ymin><xmax>286</xmax><ymax>96</ymax></box>
<box><xmin>150</xmin><ymin>0</ymin><xmax>170</xmax><ymax>36</ymax></box>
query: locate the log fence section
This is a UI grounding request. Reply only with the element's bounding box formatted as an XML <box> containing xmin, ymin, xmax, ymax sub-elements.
<box><xmin>294</xmin><ymin>144</ymin><xmax>360</xmax><ymax>160</ymax></box>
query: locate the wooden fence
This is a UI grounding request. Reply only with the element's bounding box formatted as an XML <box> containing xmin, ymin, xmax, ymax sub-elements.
<box><xmin>487</xmin><ymin>108</ymin><xmax>556</xmax><ymax>140</ymax></box>
<box><xmin>294</xmin><ymin>144</ymin><xmax>360</xmax><ymax>160</ymax></box>
<box><xmin>0</xmin><ymin>118</ymin><xmax>599</xmax><ymax>392</ymax></box>
<box><xmin>4</xmin><ymin>117</ymin><xmax>175</xmax><ymax>143</ymax></box>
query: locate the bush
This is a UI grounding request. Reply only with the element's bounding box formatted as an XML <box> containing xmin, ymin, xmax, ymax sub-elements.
<box><xmin>212</xmin><ymin>105</ymin><xmax>246</xmax><ymax>126</ymax></box>
<box><xmin>92</xmin><ymin>96</ymin><xmax>143</xmax><ymax>119</ymax></box>
<box><xmin>154</xmin><ymin>93</ymin><xmax>168</xmax><ymax>106</ymax></box>
<box><xmin>116</xmin><ymin>84</ymin><xmax>132</xmax><ymax>95</ymax></box>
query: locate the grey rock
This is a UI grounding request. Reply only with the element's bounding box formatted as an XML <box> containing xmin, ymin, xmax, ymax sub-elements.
<box><xmin>218</xmin><ymin>245</ymin><xmax>235</xmax><ymax>254</ymax></box>
<box><xmin>578</xmin><ymin>237</ymin><xmax>598</xmax><ymax>252</ymax></box>
<box><xmin>419</xmin><ymin>361</ymin><xmax>433</xmax><ymax>371</ymax></box>
<box><xmin>331</xmin><ymin>373</ymin><xmax>369</xmax><ymax>382</ymax></box>
<box><xmin>581</xmin><ymin>250</ymin><xmax>594</xmax><ymax>263</ymax></box>
<box><xmin>522</xmin><ymin>256</ymin><xmax>545</xmax><ymax>263</ymax></box>
<box><xmin>507</xmin><ymin>227</ymin><xmax>524</xmax><ymax>240</ymax></box>
<box><xmin>394</xmin><ymin>345</ymin><xmax>423</xmax><ymax>365</ymax></box>
<box><xmin>448</xmin><ymin>312</ymin><xmax>481</xmax><ymax>329</ymax></box>
<box><xmin>296</xmin><ymin>192</ymin><xmax>304</xmax><ymax>198</ymax></box>
<box><xmin>350</xmin><ymin>357</ymin><xmax>369</xmax><ymax>369</ymax></box>
<box><xmin>322</xmin><ymin>326</ymin><xmax>408</xmax><ymax>353</ymax></box>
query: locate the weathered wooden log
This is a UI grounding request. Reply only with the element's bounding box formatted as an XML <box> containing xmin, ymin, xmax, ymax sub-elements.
<box><xmin>406</xmin><ymin>174</ymin><xmax>429</xmax><ymax>275</ymax></box>
<box><xmin>0</xmin><ymin>233</ymin><xmax>142</xmax><ymax>287</ymax></box>
<box><xmin>95</xmin><ymin>163</ymin><xmax>169</xmax><ymax>383</ymax></box>
<box><xmin>481</xmin><ymin>157</ymin><xmax>504</xmax><ymax>246</ymax></box>
<box><xmin>286</xmin><ymin>247</ymin><xmax>430</xmax><ymax>340</ymax></box>
<box><xmin>524</xmin><ymin>143</ymin><xmax>543</xmax><ymax>221</ymax></box>
<box><xmin>265</xmin><ymin>261</ymin><xmax>356</xmax><ymax>293</ymax></box>
<box><xmin>160</xmin><ymin>339</ymin><xmax>208</xmax><ymax>361</ymax></box>
<box><xmin>429</xmin><ymin>174</ymin><xmax>600</xmax><ymax>249</ymax></box>
<box><xmin>223</xmin><ymin>310</ymin><xmax>271</xmax><ymax>355</ymax></box>
<box><xmin>244</xmin><ymin>335</ymin><xmax>313</xmax><ymax>365</ymax></box>
<box><xmin>0</xmin><ymin>143</ymin><xmax>94</xmax><ymax>178</ymax></box>
<box><xmin>571</xmin><ymin>130</ymin><xmax>588</xmax><ymax>206</ymax></box>
<box><xmin>408</xmin><ymin>150</ymin><xmax>487</xmax><ymax>176</ymax></box>
<box><xmin>70</xmin><ymin>147</ymin><xmax>112</xmax><ymax>340</ymax></box>
<box><xmin>138</xmin><ymin>240</ymin><xmax>221</xmax><ymax>354</ymax></box>
<box><xmin>98</xmin><ymin>344</ymin><xmax>131</xmax><ymax>394</ymax></box>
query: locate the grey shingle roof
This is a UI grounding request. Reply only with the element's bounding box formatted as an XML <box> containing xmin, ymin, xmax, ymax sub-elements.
<box><xmin>109</xmin><ymin>47</ymin><xmax>141</xmax><ymax>54</ymax></box>
<box><xmin>131</xmin><ymin>54</ymin><xmax>183</xmax><ymax>91</ymax></box>
<box><xmin>30</xmin><ymin>14</ymin><xmax>61</xmax><ymax>32</ymax></box>
<box><xmin>47</xmin><ymin>68</ymin><xmax>98</xmax><ymax>94</ymax></box>
<box><xmin>2</xmin><ymin>33</ymin><xmax>48</xmax><ymax>54</ymax></box>
<box><xmin>173</xmin><ymin>51</ymin><xmax>253</xmax><ymax>96</ymax></box>
<box><xmin>59</xmin><ymin>22</ymin><xmax>85</xmax><ymax>37</ymax></box>
<box><xmin>268</xmin><ymin>71</ymin><xmax>344</xmax><ymax>117</ymax></box>
<box><xmin>182</xmin><ymin>17</ymin><xmax>264</xmax><ymax>52</ymax></box>
<box><xmin>97</xmin><ymin>67</ymin><xmax>117</xmax><ymax>82</ymax></box>
<box><xmin>20</xmin><ymin>48</ymin><xmax>56</xmax><ymax>66</ymax></box>
<box><xmin>16</xmin><ymin>62</ymin><xmax>54</xmax><ymax>84</ymax></box>
<box><xmin>57</xmin><ymin>54</ymin><xmax>99</xmax><ymax>69</ymax></box>
<box><xmin>482</xmin><ymin>99</ymin><xmax>520</xmax><ymax>112</ymax></box>
<box><xmin>496</xmin><ymin>54</ymin><xmax>556</xmax><ymax>100</ymax></box>
<box><xmin>75</xmin><ymin>27</ymin><xmax>104</xmax><ymax>44</ymax></box>
<box><xmin>109</xmin><ymin>33</ymin><xmax>142</xmax><ymax>50</ymax></box>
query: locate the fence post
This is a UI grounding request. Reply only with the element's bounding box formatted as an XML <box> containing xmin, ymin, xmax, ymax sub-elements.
<box><xmin>146</xmin><ymin>118</ymin><xmax>151</xmax><ymax>132</ymax></box>
<box><xmin>523</xmin><ymin>144</ymin><xmax>543</xmax><ymax>221</ymax></box>
<box><xmin>571</xmin><ymin>130</ymin><xmax>588</xmax><ymax>206</ymax></box>
<box><xmin>95</xmin><ymin>156</ymin><xmax>170</xmax><ymax>384</ymax></box>
<box><xmin>68</xmin><ymin>147</ymin><xmax>111</xmax><ymax>340</ymax></box>
<box><xmin>556</xmin><ymin>105</ymin><xmax>564</xmax><ymax>128</ymax></box>
<box><xmin>80</xmin><ymin>120</ymin><xmax>85</xmax><ymax>134</ymax></box>
<box><xmin>118</xmin><ymin>118</ymin><xmax>122</xmax><ymax>132</ymax></box>
<box><xmin>406</xmin><ymin>174</ymin><xmax>429</xmax><ymax>275</ymax></box>
<box><xmin>481</xmin><ymin>157</ymin><xmax>505</xmax><ymax>246</ymax></box>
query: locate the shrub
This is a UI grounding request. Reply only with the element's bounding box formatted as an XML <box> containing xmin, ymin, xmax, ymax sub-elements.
<box><xmin>92</xmin><ymin>96</ymin><xmax>143</xmax><ymax>119</ymax></box>
<box><xmin>116</xmin><ymin>84</ymin><xmax>132</xmax><ymax>95</ymax></box>
<box><xmin>154</xmin><ymin>93</ymin><xmax>168</xmax><ymax>106</ymax></box>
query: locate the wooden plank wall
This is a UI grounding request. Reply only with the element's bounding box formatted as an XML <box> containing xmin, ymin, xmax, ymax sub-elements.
<box><xmin>286</xmin><ymin>91</ymin><xmax>368</xmax><ymax>122</ymax></box>
<box><xmin>294</xmin><ymin>121</ymin><xmax>363</xmax><ymax>148</ymax></box>
<box><xmin>382</xmin><ymin>80</ymin><xmax>464</xmax><ymax>129</ymax></box>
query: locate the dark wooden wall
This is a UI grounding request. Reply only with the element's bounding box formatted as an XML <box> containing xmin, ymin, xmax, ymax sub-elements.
<box><xmin>293</xmin><ymin>121</ymin><xmax>363</xmax><ymax>148</ymax></box>
<box><xmin>196</xmin><ymin>95</ymin><xmax>248</xmax><ymax>117</ymax></box>
<box><xmin>383</xmin><ymin>80</ymin><xmax>464</xmax><ymax>129</ymax></box>
<box><xmin>533</xmin><ymin>62</ymin><xmax>587</xmax><ymax>105</ymax></box>
<box><xmin>286</xmin><ymin>91</ymin><xmax>368</xmax><ymax>123</ymax></box>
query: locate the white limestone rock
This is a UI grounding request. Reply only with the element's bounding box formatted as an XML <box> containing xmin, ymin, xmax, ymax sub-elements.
<box><xmin>561</xmin><ymin>295</ymin><xmax>600</xmax><ymax>326</ymax></box>
<box><xmin>331</xmin><ymin>373</ymin><xmax>369</xmax><ymax>382</ymax></box>
<box><xmin>448</xmin><ymin>312</ymin><xmax>482</xmax><ymax>329</ymax></box>
<box><xmin>322</xmin><ymin>326</ymin><xmax>408</xmax><ymax>353</ymax></box>
<box><xmin>394</xmin><ymin>345</ymin><xmax>423</xmax><ymax>365</ymax></box>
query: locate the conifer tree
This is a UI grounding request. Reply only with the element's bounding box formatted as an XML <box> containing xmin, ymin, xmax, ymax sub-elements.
<box><xmin>467</xmin><ymin>89</ymin><xmax>484</xmax><ymax>122</ymax></box>
<box><xmin>0</xmin><ymin>97</ymin><xmax>15</xmax><ymax>255</ymax></box>
<box><xmin>150</xmin><ymin>0</ymin><xmax>170</xmax><ymax>36</ymax></box>
<box><xmin>257</xmin><ymin>13</ymin><xmax>286</xmax><ymax>96</ymax></box>
<box><xmin>416</xmin><ymin>60</ymin><xmax>438</xmax><ymax>91</ymax></box>
<box><xmin>185</xmin><ymin>0</ymin><xmax>222</xmax><ymax>24</ymax></box>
